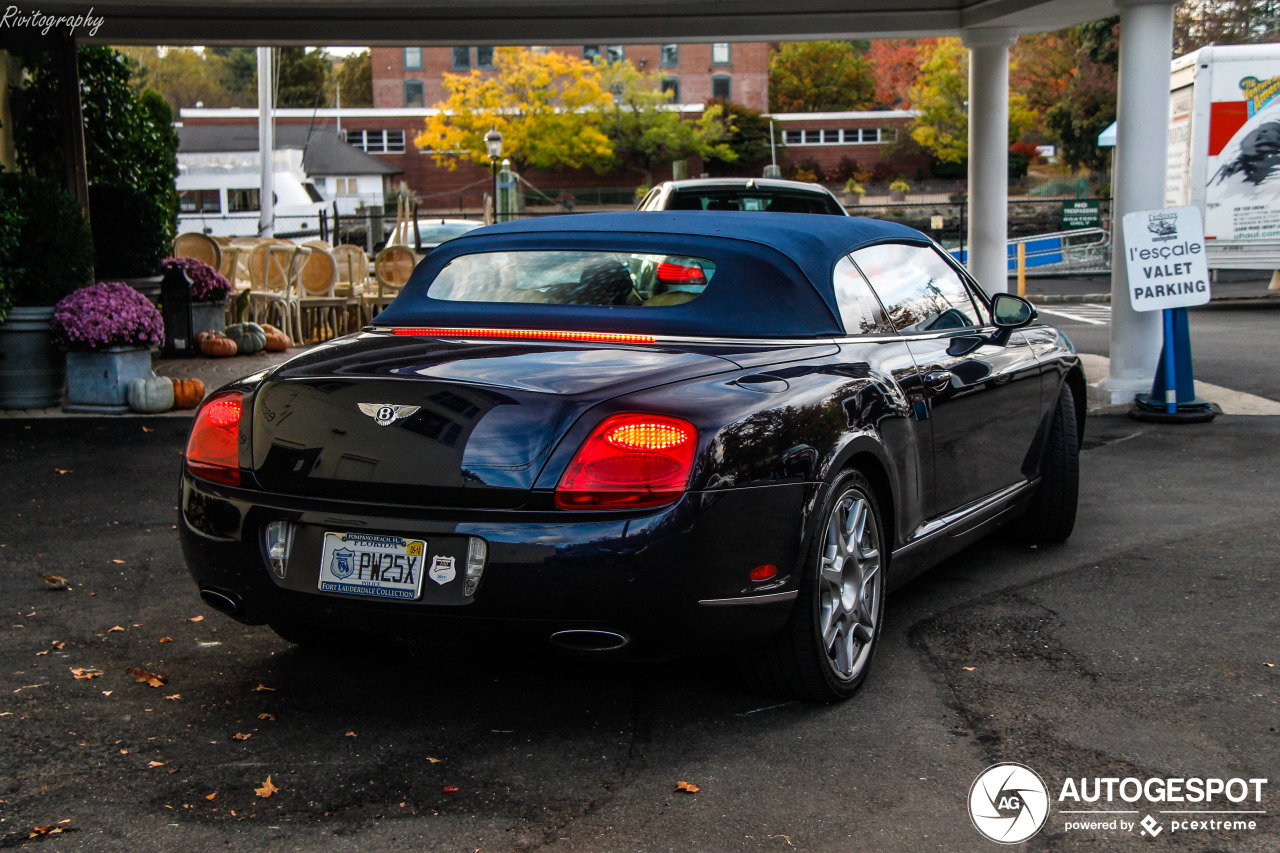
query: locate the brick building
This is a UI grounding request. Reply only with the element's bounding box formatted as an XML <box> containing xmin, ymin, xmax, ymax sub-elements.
<box><xmin>372</xmin><ymin>43</ymin><xmax>770</xmax><ymax>113</ymax></box>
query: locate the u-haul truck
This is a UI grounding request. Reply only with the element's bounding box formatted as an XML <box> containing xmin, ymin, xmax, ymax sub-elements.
<box><xmin>1168</xmin><ymin>44</ymin><xmax>1280</xmax><ymax>269</ymax></box>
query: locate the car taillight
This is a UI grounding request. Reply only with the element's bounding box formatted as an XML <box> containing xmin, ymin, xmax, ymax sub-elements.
<box><xmin>655</xmin><ymin>261</ymin><xmax>706</xmax><ymax>287</ymax></box>
<box><xmin>556</xmin><ymin>414</ymin><xmax>697</xmax><ymax>510</ymax></box>
<box><xmin>185</xmin><ymin>392</ymin><xmax>243</xmax><ymax>485</ymax></box>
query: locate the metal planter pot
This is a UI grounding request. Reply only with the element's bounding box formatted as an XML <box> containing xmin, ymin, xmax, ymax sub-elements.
<box><xmin>64</xmin><ymin>346</ymin><xmax>153</xmax><ymax>414</ymax></box>
<box><xmin>0</xmin><ymin>306</ymin><xmax>65</xmax><ymax>410</ymax></box>
<box><xmin>191</xmin><ymin>299</ymin><xmax>228</xmax><ymax>337</ymax></box>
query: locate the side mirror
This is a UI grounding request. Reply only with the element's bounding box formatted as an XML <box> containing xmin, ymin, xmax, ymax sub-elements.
<box><xmin>991</xmin><ymin>293</ymin><xmax>1037</xmax><ymax>329</ymax></box>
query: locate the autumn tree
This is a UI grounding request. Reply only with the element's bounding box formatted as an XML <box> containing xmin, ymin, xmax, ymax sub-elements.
<box><xmin>907</xmin><ymin>38</ymin><xmax>1036</xmax><ymax>163</ymax></box>
<box><xmin>335</xmin><ymin>49</ymin><xmax>373</xmax><ymax>107</ymax></box>
<box><xmin>1042</xmin><ymin>18</ymin><xmax>1119</xmax><ymax>171</ymax></box>
<box><xmin>416</xmin><ymin>47</ymin><xmax>613</xmax><ymax>173</ymax></box>
<box><xmin>1010</xmin><ymin>31</ymin><xmax>1077</xmax><ymax>137</ymax></box>
<box><xmin>275</xmin><ymin>47</ymin><xmax>331</xmax><ymax>108</ymax></box>
<box><xmin>118</xmin><ymin>47</ymin><xmax>236</xmax><ymax>111</ymax></box>
<box><xmin>1175</xmin><ymin>0</ymin><xmax>1280</xmax><ymax>55</ymax></box>
<box><xmin>702</xmin><ymin>97</ymin><xmax>775</xmax><ymax>175</ymax></box>
<box><xmin>865</xmin><ymin>39</ymin><xmax>938</xmax><ymax>109</ymax></box>
<box><xmin>206</xmin><ymin>47</ymin><xmax>257</xmax><ymax>104</ymax></box>
<box><xmin>769</xmin><ymin>41</ymin><xmax>876</xmax><ymax>112</ymax></box>
<box><xmin>597</xmin><ymin>62</ymin><xmax>736</xmax><ymax>185</ymax></box>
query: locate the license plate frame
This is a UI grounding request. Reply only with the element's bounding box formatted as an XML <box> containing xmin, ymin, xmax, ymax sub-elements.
<box><xmin>317</xmin><ymin>531</ymin><xmax>427</xmax><ymax>601</ymax></box>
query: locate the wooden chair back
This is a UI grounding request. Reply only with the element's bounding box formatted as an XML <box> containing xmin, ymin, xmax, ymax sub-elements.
<box><xmin>374</xmin><ymin>245</ymin><xmax>417</xmax><ymax>298</ymax></box>
<box><xmin>173</xmin><ymin>232</ymin><xmax>221</xmax><ymax>270</ymax></box>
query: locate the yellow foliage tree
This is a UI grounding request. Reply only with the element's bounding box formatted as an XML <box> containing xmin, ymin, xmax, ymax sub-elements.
<box><xmin>416</xmin><ymin>47</ymin><xmax>614</xmax><ymax>174</ymax></box>
<box><xmin>908</xmin><ymin>38</ymin><xmax>1036</xmax><ymax>164</ymax></box>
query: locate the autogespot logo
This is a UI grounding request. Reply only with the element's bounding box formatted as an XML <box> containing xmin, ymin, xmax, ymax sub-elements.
<box><xmin>968</xmin><ymin>763</ymin><xmax>1051</xmax><ymax>844</ymax></box>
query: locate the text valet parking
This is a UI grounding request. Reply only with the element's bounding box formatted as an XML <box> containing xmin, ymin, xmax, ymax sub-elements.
<box><xmin>1122</xmin><ymin>206</ymin><xmax>1212</xmax><ymax>311</ymax></box>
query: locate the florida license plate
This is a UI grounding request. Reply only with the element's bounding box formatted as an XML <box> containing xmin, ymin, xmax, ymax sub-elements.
<box><xmin>317</xmin><ymin>532</ymin><xmax>427</xmax><ymax>600</ymax></box>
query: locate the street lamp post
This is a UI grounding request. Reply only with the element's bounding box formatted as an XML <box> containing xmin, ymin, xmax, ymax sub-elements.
<box><xmin>484</xmin><ymin>127</ymin><xmax>503</xmax><ymax>223</ymax></box>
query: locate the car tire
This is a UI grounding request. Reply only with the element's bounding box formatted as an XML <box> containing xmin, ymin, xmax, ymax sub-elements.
<box><xmin>1020</xmin><ymin>382</ymin><xmax>1080</xmax><ymax>542</ymax></box>
<box><xmin>741</xmin><ymin>469</ymin><xmax>887</xmax><ymax>702</ymax></box>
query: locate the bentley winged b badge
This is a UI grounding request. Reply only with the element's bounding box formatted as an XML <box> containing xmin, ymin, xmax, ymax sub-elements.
<box><xmin>358</xmin><ymin>403</ymin><xmax>420</xmax><ymax>426</ymax></box>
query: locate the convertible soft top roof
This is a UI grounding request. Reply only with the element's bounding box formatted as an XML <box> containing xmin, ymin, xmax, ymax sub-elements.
<box><xmin>375</xmin><ymin>212</ymin><xmax>931</xmax><ymax>338</ymax></box>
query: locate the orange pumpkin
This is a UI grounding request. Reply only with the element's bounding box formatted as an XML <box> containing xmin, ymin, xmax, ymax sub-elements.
<box><xmin>169</xmin><ymin>377</ymin><xmax>206</xmax><ymax>409</ymax></box>
<box><xmin>261</xmin><ymin>323</ymin><xmax>291</xmax><ymax>352</ymax></box>
<box><xmin>199</xmin><ymin>332</ymin><xmax>238</xmax><ymax>358</ymax></box>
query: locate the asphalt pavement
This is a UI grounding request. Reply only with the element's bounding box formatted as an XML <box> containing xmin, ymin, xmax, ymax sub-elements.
<box><xmin>1</xmin><ymin>408</ymin><xmax>1277</xmax><ymax>849</ymax></box>
<box><xmin>1</xmin><ymin>282</ymin><xmax>1278</xmax><ymax>852</ymax></box>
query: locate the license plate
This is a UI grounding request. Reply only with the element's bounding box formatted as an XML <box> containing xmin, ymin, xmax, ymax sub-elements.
<box><xmin>317</xmin><ymin>532</ymin><xmax>427</xmax><ymax>600</ymax></box>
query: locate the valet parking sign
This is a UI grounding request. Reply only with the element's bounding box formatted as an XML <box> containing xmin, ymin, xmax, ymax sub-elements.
<box><xmin>1122</xmin><ymin>206</ymin><xmax>1211</xmax><ymax>311</ymax></box>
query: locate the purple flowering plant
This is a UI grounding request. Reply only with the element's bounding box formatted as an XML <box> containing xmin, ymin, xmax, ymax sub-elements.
<box><xmin>161</xmin><ymin>256</ymin><xmax>233</xmax><ymax>302</ymax></box>
<box><xmin>51</xmin><ymin>282</ymin><xmax>165</xmax><ymax>350</ymax></box>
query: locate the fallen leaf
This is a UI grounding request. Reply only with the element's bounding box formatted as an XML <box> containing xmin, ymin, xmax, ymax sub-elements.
<box><xmin>675</xmin><ymin>781</ymin><xmax>700</xmax><ymax>793</ymax></box>
<box><xmin>111</xmin><ymin>560</ymin><xmax>125</xmax><ymax>565</ymax></box>
<box><xmin>188</xmin><ymin>615</ymin><xmax>204</xmax><ymax>622</ymax></box>
<box><xmin>345</xmin><ymin>731</ymin><xmax>357</xmax><ymax>738</ymax></box>
<box><xmin>125</xmin><ymin>667</ymin><xmax>167</xmax><ymax>688</ymax></box>
<box><xmin>51</xmin><ymin>641</ymin><xmax>65</xmax><ymax>650</ymax></box>
<box><xmin>40</xmin><ymin>574</ymin><xmax>72</xmax><ymax>590</ymax></box>
<box><xmin>254</xmin><ymin>776</ymin><xmax>278</xmax><ymax>798</ymax></box>
<box><xmin>28</xmin><ymin>825</ymin><xmax>64</xmax><ymax>839</ymax></box>
<box><xmin>120</xmin><ymin>749</ymin><xmax>129</xmax><ymax>755</ymax></box>
<box><xmin>962</xmin><ymin>666</ymin><xmax>976</xmax><ymax>671</ymax></box>
<box><xmin>443</xmin><ymin>785</ymin><xmax>459</xmax><ymax>793</ymax></box>
<box><xmin>54</xmin><ymin>468</ymin><xmax>72</xmax><ymax>475</ymax></box>
<box><xmin>232</xmin><ymin>732</ymin><xmax>252</xmax><ymax>741</ymax></box>
<box><xmin>159</xmin><ymin>637</ymin><xmax>173</xmax><ymax>643</ymax></box>
<box><xmin>257</xmin><ymin>713</ymin><xmax>275</xmax><ymax>721</ymax></box>
<box><xmin>205</xmin><ymin>792</ymin><xmax>217</xmax><ymax>801</ymax></box>
<box><xmin>107</xmin><ymin>626</ymin><xmax>125</xmax><ymax>633</ymax></box>
<box><xmin>164</xmin><ymin>694</ymin><xmax>181</xmax><ymax>701</ymax></box>
<box><xmin>148</xmin><ymin>761</ymin><xmax>165</xmax><ymax>768</ymax></box>
<box><xmin>35</xmin><ymin>650</ymin><xmax>49</xmax><ymax>656</ymax></box>
<box><xmin>252</xmin><ymin>684</ymin><xmax>276</xmax><ymax>692</ymax></box>
<box><xmin>426</xmin><ymin>756</ymin><xmax>441</xmax><ymax>763</ymax></box>
<box><xmin>1265</xmin><ymin>662</ymin><xmax>1274</xmax><ymax>668</ymax></box>
<box><xmin>70</xmin><ymin>667</ymin><xmax>102</xmax><ymax>680</ymax></box>
<box><xmin>102</xmin><ymin>690</ymin><xmax>113</xmax><ymax>696</ymax></box>
<box><xmin>142</xmin><ymin>427</ymin><xmax>153</xmax><ymax>433</ymax></box>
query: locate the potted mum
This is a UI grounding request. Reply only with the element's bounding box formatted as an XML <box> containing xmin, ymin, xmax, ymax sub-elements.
<box><xmin>52</xmin><ymin>282</ymin><xmax>165</xmax><ymax>414</ymax></box>
<box><xmin>889</xmin><ymin>178</ymin><xmax>911</xmax><ymax>203</ymax></box>
<box><xmin>161</xmin><ymin>256</ymin><xmax>233</xmax><ymax>336</ymax></box>
<box><xmin>843</xmin><ymin>179</ymin><xmax>866</xmax><ymax>205</ymax></box>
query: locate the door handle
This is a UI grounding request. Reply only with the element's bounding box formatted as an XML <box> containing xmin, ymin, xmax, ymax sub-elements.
<box><xmin>922</xmin><ymin>369</ymin><xmax>953</xmax><ymax>390</ymax></box>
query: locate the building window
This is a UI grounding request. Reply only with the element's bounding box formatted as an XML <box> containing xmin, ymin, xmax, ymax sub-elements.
<box><xmin>783</xmin><ymin>130</ymin><xmax>802</xmax><ymax>145</ymax></box>
<box><xmin>582</xmin><ymin>45</ymin><xmax>601</xmax><ymax>61</ymax></box>
<box><xmin>711</xmin><ymin>75</ymin><xmax>731</xmax><ymax>100</ymax></box>
<box><xmin>803</xmin><ymin>130</ymin><xmax>821</xmax><ymax>144</ymax></box>
<box><xmin>604</xmin><ymin>45</ymin><xmax>624</xmax><ymax>63</ymax></box>
<box><xmin>404</xmin><ymin>80</ymin><xmax>425</xmax><ymax>108</ymax></box>
<box><xmin>403</xmin><ymin>47</ymin><xmax>422</xmax><ymax>70</ymax></box>
<box><xmin>712</xmin><ymin>43</ymin><xmax>731</xmax><ymax>65</ymax></box>
<box><xmin>780</xmin><ymin>127</ymin><xmax>896</xmax><ymax>146</ymax></box>
<box><xmin>476</xmin><ymin>46</ymin><xmax>495</xmax><ymax>69</ymax></box>
<box><xmin>227</xmin><ymin>188</ymin><xmax>260</xmax><ymax>213</ymax></box>
<box><xmin>452</xmin><ymin>47</ymin><xmax>471</xmax><ymax>69</ymax></box>
<box><xmin>346</xmin><ymin>129</ymin><xmax>407</xmax><ymax>154</ymax></box>
<box><xmin>823</xmin><ymin>129</ymin><xmax>841</xmax><ymax>143</ymax></box>
<box><xmin>334</xmin><ymin>178</ymin><xmax>358</xmax><ymax>196</ymax></box>
<box><xmin>660</xmin><ymin>78</ymin><xmax>679</xmax><ymax>102</ymax></box>
<box><xmin>179</xmin><ymin>189</ymin><xmax>220</xmax><ymax>214</ymax></box>
<box><xmin>660</xmin><ymin>44</ymin><xmax>680</xmax><ymax>67</ymax></box>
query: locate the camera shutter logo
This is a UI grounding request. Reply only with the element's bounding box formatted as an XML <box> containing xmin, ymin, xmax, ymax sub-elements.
<box><xmin>968</xmin><ymin>763</ymin><xmax>1050</xmax><ymax>844</ymax></box>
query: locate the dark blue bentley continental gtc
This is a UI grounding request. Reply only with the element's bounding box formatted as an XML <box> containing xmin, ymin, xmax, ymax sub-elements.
<box><xmin>181</xmin><ymin>213</ymin><xmax>1084</xmax><ymax>701</ymax></box>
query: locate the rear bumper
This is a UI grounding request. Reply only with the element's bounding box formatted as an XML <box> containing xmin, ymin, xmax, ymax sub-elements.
<box><xmin>179</xmin><ymin>473</ymin><xmax>816</xmax><ymax>656</ymax></box>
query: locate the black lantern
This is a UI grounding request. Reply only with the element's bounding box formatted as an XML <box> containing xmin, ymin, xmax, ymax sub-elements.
<box><xmin>161</xmin><ymin>264</ymin><xmax>196</xmax><ymax>357</ymax></box>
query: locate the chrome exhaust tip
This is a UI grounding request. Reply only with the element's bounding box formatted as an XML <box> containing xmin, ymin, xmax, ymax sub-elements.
<box><xmin>549</xmin><ymin>629</ymin><xmax>631</xmax><ymax>653</ymax></box>
<box><xmin>199</xmin><ymin>588</ymin><xmax>243</xmax><ymax>617</ymax></box>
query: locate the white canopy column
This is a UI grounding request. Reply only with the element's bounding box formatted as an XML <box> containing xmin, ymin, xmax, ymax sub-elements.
<box><xmin>1096</xmin><ymin>0</ymin><xmax>1178</xmax><ymax>404</ymax></box>
<box><xmin>961</xmin><ymin>27</ymin><xmax>1018</xmax><ymax>295</ymax></box>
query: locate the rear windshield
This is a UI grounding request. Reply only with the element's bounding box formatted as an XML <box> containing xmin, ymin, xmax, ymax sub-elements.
<box><xmin>416</xmin><ymin>221</ymin><xmax>482</xmax><ymax>244</ymax></box>
<box><xmin>667</xmin><ymin>190</ymin><xmax>844</xmax><ymax>216</ymax></box>
<box><xmin>427</xmin><ymin>250</ymin><xmax>716</xmax><ymax>307</ymax></box>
